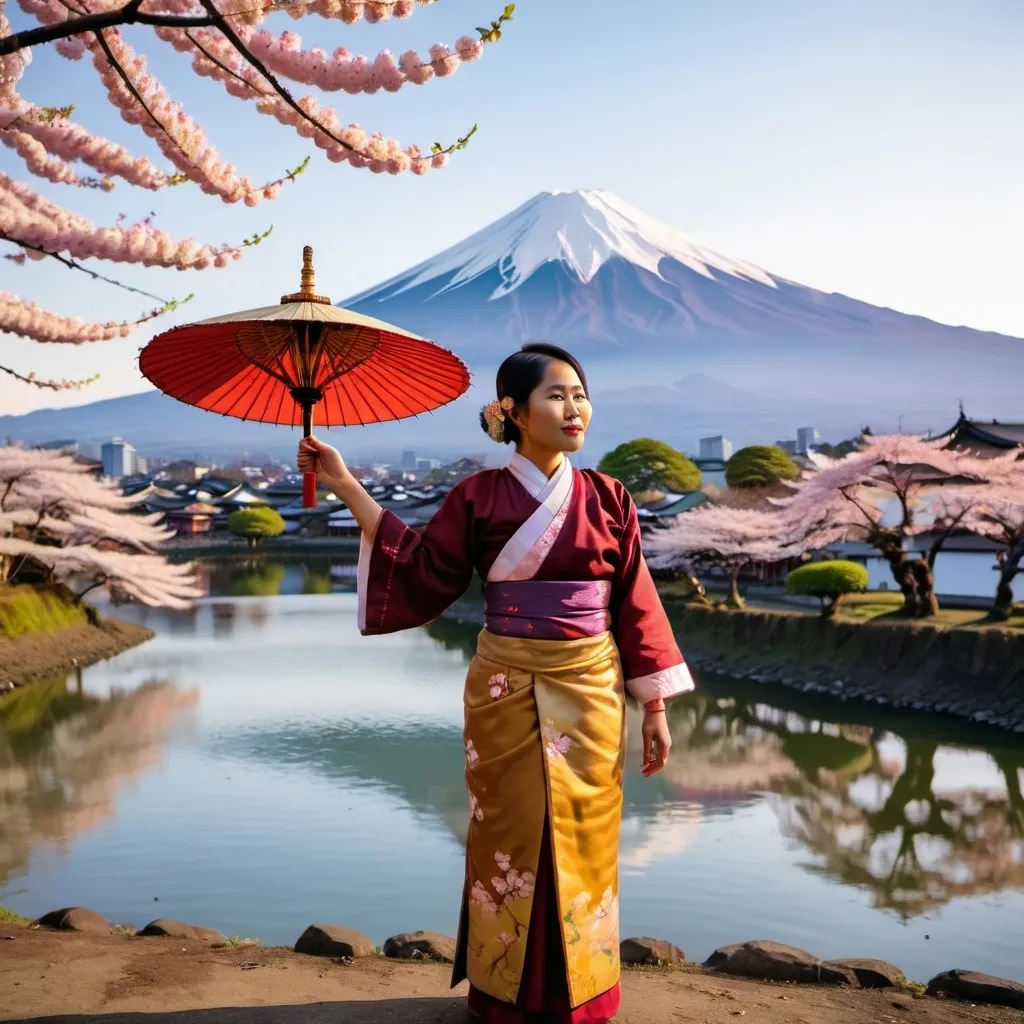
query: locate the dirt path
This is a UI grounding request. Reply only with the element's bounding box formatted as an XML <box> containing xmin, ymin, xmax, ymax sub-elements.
<box><xmin>2</xmin><ymin>923</ymin><xmax>1021</xmax><ymax>1023</ymax></box>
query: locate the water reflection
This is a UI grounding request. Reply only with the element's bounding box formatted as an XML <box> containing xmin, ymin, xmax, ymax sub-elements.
<box><xmin>662</xmin><ymin>682</ymin><xmax>1024</xmax><ymax>918</ymax></box>
<box><xmin>0</xmin><ymin>677</ymin><xmax>197</xmax><ymax>888</ymax></box>
<box><xmin>1</xmin><ymin>567</ymin><xmax>1022</xmax><ymax>980</ymax></box>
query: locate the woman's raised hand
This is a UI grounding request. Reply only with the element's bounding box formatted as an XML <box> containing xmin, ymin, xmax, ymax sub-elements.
<box><xmin>297</xmin><ymin>435</ymin><xmax>347</xmax><ymax>483</ymax></box>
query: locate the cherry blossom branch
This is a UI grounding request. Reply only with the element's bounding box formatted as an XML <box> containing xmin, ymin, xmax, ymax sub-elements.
<box><xmin>0</xmin><ymin>362</ymin><xmax>99</xmax><ymax>389</ymax></box>
<box><xmin>3</xmin><ymin>0</ymin><xmax>439</xmax><ymax>54</ymax></box>
<box><xmin>1</xmin><ymin>289</ymin><xmax>192</xmax><ymax>342</ymax></box>
<box><xmin>1</xmin><ymin>172</ymin><xmax>274</xmax><ymax>267</ymax></box>
<box><xmin>0</xmin><ymin>102</ymin><xmax>175</xmax><ymax>189</ymax></box>
<box><xmin>1</xmin><ymin>232</ymin><xmax>173</xmax><ymax>302</ymax></box>
<box><xmin>0</xmin><ymin>0</ymin><xmax>218</xmax><ymax>56</ymax></box>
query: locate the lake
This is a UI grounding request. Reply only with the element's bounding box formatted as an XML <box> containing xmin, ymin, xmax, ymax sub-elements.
<box><xmin>2</xmin><ymin>556</ymin><xmax>1023</xmax><ymax>984</ymax></box>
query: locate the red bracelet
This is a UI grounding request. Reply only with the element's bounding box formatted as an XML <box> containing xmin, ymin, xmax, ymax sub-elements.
<box><xmin>643</xmin><ymin>698</ymin><xmax>666</xmax><ymax>713</ymax></box>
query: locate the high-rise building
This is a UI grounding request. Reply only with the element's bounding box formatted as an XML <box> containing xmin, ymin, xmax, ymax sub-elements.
<box><xmin>776</xmin><ymin>439</ymin><xmax>798</xmax><ymax>455</ymax></box>
<box><xmin>698</xmin><ymin>435</ymin><xmax>733</xmax><ymax>461</ymax></box>
<box><xmin>401</xmin><ymin>450</ymin><xmax>417</xmax><ymax>470</ymax></box>
<box><xmin>100</xmin><ymin>438</ymin><xmax>136</xmax><ymax>479</ymax></box>
<box><xmin>796</xmin><ymin>427</ymin><xmax>820</xmax><ymax>455</ymax></box>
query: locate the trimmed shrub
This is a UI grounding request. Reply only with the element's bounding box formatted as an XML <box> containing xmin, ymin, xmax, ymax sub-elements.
<box><xmin>227</xmin><ymin>506</ymin><xmax>286</xmax><ymax>547</ymax></box>
<box><xmin>786</xmin><ymin>560</ymin><xmax>869</xmax><ymax>617</ymax></box>
<box><xmin>598</xmin><ymin>438</ymin><xmax>701</xmax><ymax>496</ymax></box>
<box><xmin>725</xmin><ymin>445</ymin><xmax>801</xmax><ymax>489</ymax></box>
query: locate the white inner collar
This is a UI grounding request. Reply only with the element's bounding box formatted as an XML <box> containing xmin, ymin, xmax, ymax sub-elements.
<box><xmin>507</xmin><ymin>452</ymin><xmax>569</xmax><ymax>499</ymax></box>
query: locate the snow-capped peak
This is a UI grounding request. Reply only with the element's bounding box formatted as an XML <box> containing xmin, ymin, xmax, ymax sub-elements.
<box><xmin>351</xmin><ymin>189</ymin><xmax>777</xmax><ymax>303</ymax></box>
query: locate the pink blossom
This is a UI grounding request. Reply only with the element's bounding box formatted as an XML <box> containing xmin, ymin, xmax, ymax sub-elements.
<box><xmin>771</xmin><ymin>434</ymin><xmax>1020</xmax><ymax>552</ymax></box>
<box><xmin>1</xmin><ymin>290</ymin><xmax>159</xmax><ymax>344</ymax></box>
<box><xmin>542</xmin><ymin>722</ymin><xmax>573</xmax><ymax>761</ymax></box>
<box><xmin>494</xmin><ymin>851</ymin><xmax>511</xmax><ymax>873</ymax></box>
<box><xmin>0</xmin><ymin>446</ymin><xmax>202</xmax><ymax>609</ymax></box>
<box><xmin>488</xmin><ymin>673</ymin><xmax>509</xmax><ymax>700</ymax></box>
<box><xmin>645</xmin><ymin>502</ymin><xmax>786</xmax><ymax>574</ymax></box>
<box><xmin>0</xmin><ymin>173</ymin><xmax>255</xmax><ymax>269</ymax></box>
<box><xmin>465</xmin><ymin>738</ymin><xmax>479</xmax><ymax>767</ymax></box>
<box><xmin>468</xmin><ymin>791</ymin><xmax>484</xmax><ymax>822</ymax></box>
<box><xmin>470</xmin><ymin>880</ymin><xmax>497</xmax><ymax>915</ymax></box>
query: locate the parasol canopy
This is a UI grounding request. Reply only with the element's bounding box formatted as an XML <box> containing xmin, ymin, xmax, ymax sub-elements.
<box><xmin>139</xmin><ymin>247</ymin><xmax>470</xmax><ymax>507</ymax></box>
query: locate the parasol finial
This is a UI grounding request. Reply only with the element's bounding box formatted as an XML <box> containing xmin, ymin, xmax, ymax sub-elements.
<box><xmin>281</xmin><ymin>245</ymin><xmax>332</xmax><ymax>305</ymax></box>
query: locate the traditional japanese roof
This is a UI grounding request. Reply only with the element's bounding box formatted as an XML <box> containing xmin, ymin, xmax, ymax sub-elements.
<box><xmin>167</xmin><ymin>502</ymin><xmax>220</xmax><ymax>517</ymax></box>
<box><xmin>937</xmin><ymin>409</ymin><xmax>1024</xmax><ymax>454</ymax></box>
<box><xmin>215</xmin><ymin>482</ymin><xmax>269</xmax><ymax>506</ymax></box>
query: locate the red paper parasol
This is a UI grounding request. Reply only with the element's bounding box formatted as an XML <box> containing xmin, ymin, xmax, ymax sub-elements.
<box><xmin>139</xmin><ymin>247</ymin><xmax>470</xmax><ymax>507</ymax></box>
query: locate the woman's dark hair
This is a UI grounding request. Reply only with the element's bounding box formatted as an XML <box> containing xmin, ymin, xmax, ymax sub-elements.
<box><xmin>479</xmin><ymin>342</ymin><xmax>589</xmax><ymax>446</ymax></box>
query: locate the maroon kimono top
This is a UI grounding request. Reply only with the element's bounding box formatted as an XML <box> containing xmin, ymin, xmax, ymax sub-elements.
<box><xmin>357</xmin><ymin>456</ymin><xmax>692</xmax><ymax>704</ymax></box>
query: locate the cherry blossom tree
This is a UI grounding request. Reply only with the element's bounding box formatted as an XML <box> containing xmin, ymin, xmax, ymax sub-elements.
<box><xmin>1</xmin><ymin>0</ymin><xmax>514</xmax><ymax>388</ymax></box>
<box><xmin>961</xmin><ymin>475</ymin><xmax>1024</xmax><ymax>621</ymax></box>
<box><xmin>0</xmin><ymin>444</ymin><xmax>202</xmax><ymax>612</ymax></box>
<box><xmin>645</xmin><ymin>503</ymin><xmax>786</xmax><ymax>610</ymax></box>
<box><xmin>772</xmin><ymin>434</ymin><xmax>1020</xmax><ymax>618</ymax></box>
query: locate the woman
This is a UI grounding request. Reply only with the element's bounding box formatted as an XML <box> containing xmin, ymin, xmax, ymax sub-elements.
<box><xmin>298</xmin><ymin>342</ymin><xmax>693</xmax><ymax>1024</ymax></box>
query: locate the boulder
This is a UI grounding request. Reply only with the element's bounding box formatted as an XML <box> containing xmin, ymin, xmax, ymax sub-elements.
<box><xmin>704</xmin><ymin>940</ymin><xmax>857</xmax><ymax>986</ymax></box>
<box><xmin>620</xmin><ymin>937</ymin><xmax>685</xmax><ymax>966</ymax></box>
<box><xmin>35</xmin><ymin>907</ymin><xmax>110</xmax><ymax>935</ymax></box>
<box><xmin>138</xmin><ymin>919</ymin><xmax>227</xmax><ymax>944</ymax></box>
<box><xmin>382</xmin><ymin>931</ymin><xmax>457</xmax><ymax>963</ymax></box>
<box><xmin>825</xmin><ymin>958</ymin><xmax>905</xmax><ymax>989</ymax></box>
<box><xmin>926</xmin><ymin>970</ymin><xmax>1024</xmax><ymax>1010</ymax></box>
<box><xmin>294</xmin><ymin>924</ymin><xmax>375</xmax><ymax>959</ymax></box>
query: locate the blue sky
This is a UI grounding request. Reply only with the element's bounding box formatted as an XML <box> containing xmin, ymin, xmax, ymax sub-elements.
<box><xmin>3</xmin><ymin>0</ymin><xmax>1023</xmax><ymax>414</ymax></box>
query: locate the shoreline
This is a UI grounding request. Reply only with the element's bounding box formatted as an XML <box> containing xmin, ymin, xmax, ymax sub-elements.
<box><xmin>2</xmin><ymin>912</ymin><xmax>1022</xmax><ymax>1021</ymax></box>
<box><xmin>0</xmin><ymin>616</ymin><xmax>154</xmax><ymax>692</ymax></box>
<box><xmin>442</xmin><ymin>600</ymin><xmax>1024</xmax><ymax>735</ymax></box>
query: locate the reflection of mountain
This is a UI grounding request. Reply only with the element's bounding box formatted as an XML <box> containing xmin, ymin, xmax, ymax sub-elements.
<box><xmin>0</xmin><ymin>678</ymin><xmax>197</xmax><ymax>887</ymax></box>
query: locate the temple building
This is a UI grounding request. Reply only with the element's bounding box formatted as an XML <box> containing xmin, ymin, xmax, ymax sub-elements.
<box><xmin>936</xmin><ymin>407</ymin><xmax>1024</xmax><ymax>456</ymax></box>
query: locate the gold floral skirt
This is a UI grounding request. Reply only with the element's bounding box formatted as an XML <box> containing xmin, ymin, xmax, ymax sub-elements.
<box><xmin>451</xmin><ymin>628</ymin><xmax>625</xmax><ymax>1009</ymax></box>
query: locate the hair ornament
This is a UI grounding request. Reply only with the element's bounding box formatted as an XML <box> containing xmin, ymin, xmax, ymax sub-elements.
<box><xmin>482</xmin><ymin>396</ymin><xmax>515</xmax><ymax>443</ymax></box>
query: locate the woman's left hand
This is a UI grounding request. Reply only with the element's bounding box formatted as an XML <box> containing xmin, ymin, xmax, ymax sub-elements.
<box><xmin>641</xmin><ymin>711</ymin><xmax>672</xmax><ymax>777</ymax></box>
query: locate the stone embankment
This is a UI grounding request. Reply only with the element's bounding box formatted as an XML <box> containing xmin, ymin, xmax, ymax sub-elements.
<box><xmin>12</xmin><ymin>905</ymin><xmax>1024</xmax><ymax>1014</ymax></box>
<box><xmin>669</xmin><ymin>604</ymin><xmax>1024</xmax><ymax>732</ymax></box>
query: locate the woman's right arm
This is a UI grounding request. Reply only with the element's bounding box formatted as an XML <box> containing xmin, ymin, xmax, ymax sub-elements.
<box><xmin>297</xmin><ymin>435</ymin><xmax>382</xmax><ymax>535</ymax></box>
<box><xmin>297</xmin><ymin>435</ymin><xmax>476</xmax><ymax>634</ymax></box>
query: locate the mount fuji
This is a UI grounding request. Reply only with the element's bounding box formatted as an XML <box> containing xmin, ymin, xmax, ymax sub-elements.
<box><xmin>345</xmin><ymin>189</ymin><xmax>1021</xmax><ymax>402</ymax></box>
<box><xmin>2</xmin><ymin>190</ymin><xmax>1019</xmax><ymax>462</ymax></box>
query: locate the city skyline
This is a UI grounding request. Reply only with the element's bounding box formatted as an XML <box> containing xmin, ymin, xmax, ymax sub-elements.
<box><xmin>3</xmin><ymin>1</ymin><xmax>1023</xmax><ymax>415</ymax></box>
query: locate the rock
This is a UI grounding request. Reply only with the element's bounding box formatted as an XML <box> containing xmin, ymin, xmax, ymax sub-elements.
<box><xmin>382</xmin><ymin>931</ymin><xmax>456</xmax><ymax>963</ymax></box>
<box><xmin>620</xmin><ymin>937</ymin><xmax>686</xmax><ymax>966</ymax></box>
<box><xmin>138</xmin><ymin>919</ymin><xmax>227</xmax><ymax>944</ymax></box>
<box><xmin>825</xmin><ymin>958</ymin><xmax>905</xmax><ymax>989</ymax></box>
<box><xmin>704</xmin><ymin>940</ymin><xmax>857</xmax><ymax>986</ymax></box>
<box><xmin>294</xmin><ymin>924</ymin><xmax>375</xmax><ymax>959</ymax></box>
<box><xmin>35</xmin><ymin>907</ymin><xmax>110</xmax><ymax>935</ymax></box>
<box><xmin>926</xmin><ymin>970</ymin><xmax>1024</xmax><ymax>1009</ymax></box>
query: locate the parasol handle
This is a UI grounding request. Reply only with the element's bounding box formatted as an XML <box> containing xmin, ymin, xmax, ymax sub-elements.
<box><xmin>302</xmin><ymin>403</ymin><xmax>317</xmax><ymax>509</ymax></box>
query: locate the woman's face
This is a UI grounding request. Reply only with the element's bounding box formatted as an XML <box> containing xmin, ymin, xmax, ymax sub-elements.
<box><xmin>512</xmin><ymin>359</ymin><xmax>592</xmax><ymax>454</ymax></box>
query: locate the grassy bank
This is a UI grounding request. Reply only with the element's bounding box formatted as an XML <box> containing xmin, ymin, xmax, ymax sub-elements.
<box><xmin>0</xmin><ymin>585</ymin><xmax>87</xmax><ymax>639</ymax></box>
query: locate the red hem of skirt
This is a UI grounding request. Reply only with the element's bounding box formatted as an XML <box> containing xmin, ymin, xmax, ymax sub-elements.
<box><xmin>465</xmin><ymin>818</ymin><xmax>620</xmax><ymax>1023</ymax></box>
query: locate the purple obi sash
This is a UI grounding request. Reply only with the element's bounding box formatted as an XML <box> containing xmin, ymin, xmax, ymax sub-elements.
<box><xmin>483</xmin><ymin>580</ymin><xmax>612</xmax><ymax>640</ymax></box>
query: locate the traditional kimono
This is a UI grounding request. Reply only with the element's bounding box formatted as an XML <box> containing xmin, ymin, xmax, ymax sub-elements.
<box><xmin>358</xmin><ymin>453</ymin><xmax>693</xmax><ymax>1023</ymax></box>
